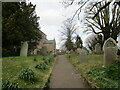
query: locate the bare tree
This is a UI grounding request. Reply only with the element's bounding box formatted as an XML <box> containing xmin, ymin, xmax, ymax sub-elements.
<box><xmin>62</xmin><ymin>0</ymin><xmax>120</xmax><ymax>20</ymax></box>
<box><xmin>59</xmin><ymin>18</ymin><xmax>79</xmax><ymax>51</ymax></box>
<box><xmin>85</xmin><ymin>1</ymin><xmax>120</xmax><ymax>42</ymax></box>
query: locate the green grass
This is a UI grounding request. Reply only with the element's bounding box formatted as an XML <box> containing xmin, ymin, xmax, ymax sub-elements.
<box><xmin>66</xmin><ymin>54</ymin><xmax>119</xmax><ymax>88</ymax></box>
<box><xmin>2</xmin><ymin>55</ymin><xmax>56</xmax><ymax>88</ymax></box>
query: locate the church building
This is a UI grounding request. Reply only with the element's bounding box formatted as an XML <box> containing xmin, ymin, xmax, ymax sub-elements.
<box><xmin>33</xmin><ymin>30</ymin><xmax>56</xmax><ymax>55</ymax></box>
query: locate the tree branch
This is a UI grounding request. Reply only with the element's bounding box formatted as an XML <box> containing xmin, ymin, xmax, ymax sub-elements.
<box><xmin>92</xmin><ymin>1</ymin><xmax>111</xmax><ymax>19</ymax></box>
<box><xmin>71</xmin><ymin>0</ymin><xmax>89</xmax><ymax>20</ymax></box>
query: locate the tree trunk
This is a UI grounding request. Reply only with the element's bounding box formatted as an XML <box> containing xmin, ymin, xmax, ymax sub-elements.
<box><xmin>103</xmin><ymin>29</ymin><xmax>111</xmax><ymax>42</ymax></box>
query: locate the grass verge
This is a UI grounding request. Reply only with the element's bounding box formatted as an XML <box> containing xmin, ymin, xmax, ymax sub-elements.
<box><xmin>2</xmin><ymin>55</ymin><xmax>56</xmax><ymax>88</ymax></box>
<box><xmin>66</xmin><ymin>54</ymin><xmax>119</xmax><ymax>88</ymax></box>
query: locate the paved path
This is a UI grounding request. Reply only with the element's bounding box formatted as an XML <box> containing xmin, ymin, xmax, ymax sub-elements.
<box><xmin>50</xmin><ymin>55</ymin><xmax>85</xmax><ymax>88</ymax></box>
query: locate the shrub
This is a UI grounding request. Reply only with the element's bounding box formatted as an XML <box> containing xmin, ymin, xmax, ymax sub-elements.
<box><xmin>43</xmin><ymin>57</ymin><xmax>46</xmax><ymax>60</ymax></box>
<box><xmin>44</xmin><ymin>60</ymin><xmax>49</xmax><ymax>65</ymax></box>
<box><xmin>33</xmin><ymin>58</ymin><xmax>37</xmax><ymax>61</ymax></box>
<box><xmin>54</xmin><ymin>54</ymin><xmax>57</xmax><ymax>57</ymax></box>
<box><xmin>19</xmin><ymin>68</ymin><xmax>35</xmax><ymax>82</ymax></box>
<box><xmin>35</xmin><ymin>63</ymin><xmax>48</xmax><ymax>70</ymax></box>
<box><xmin>2</xmin><ymin>80</ymin><xmax>19</xmax><ymax>89</ymax></box>
<box><xmin>2</xmin><ymin>48</ymin><xmax>10</xmax><ymax>57</ymax></box>
<box><xmin>105</xmin><ymin>61</ymin><xmax>120</xmax><ymax>80</ymax></box>
<box><xmin>87</xmin><ymin>62</ymin><xmax>119</xmax><ymax>88</ymax></box>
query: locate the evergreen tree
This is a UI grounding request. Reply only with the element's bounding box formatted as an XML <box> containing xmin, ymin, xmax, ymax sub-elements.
<box><xmin>75</xmin><ymin>35</ymin><xmax>83</xmax><ymax>49</ymax></box>
<box><xmin>2</xmin><ymin>2</ymin><xmax>41</xmax><ymax>56</ymax></box>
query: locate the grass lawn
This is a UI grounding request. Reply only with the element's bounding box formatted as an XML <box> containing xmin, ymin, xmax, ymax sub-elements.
<box><xmin>66</xmin><ymin>54</ymin><xmax>119</xmax><ymax>88</ymax></box>
<box><xmin>2</xmin><ymin>55</ymin><xmax>56</xmax><ymax>88</ymax></box>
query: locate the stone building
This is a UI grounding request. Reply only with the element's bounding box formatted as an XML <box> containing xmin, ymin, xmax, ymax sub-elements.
<box><xmin>33</xmin><ymin>30</ymin><xmax>56</xmax><ymax>55</ymax></box>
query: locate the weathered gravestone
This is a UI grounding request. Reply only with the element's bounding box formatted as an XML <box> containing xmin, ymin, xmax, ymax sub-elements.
<box><xmin>40</xmin><ymin>46</ymin><xmax>47</xmax><ymax>56</ymax></box>
<box><xmin>103</xmin><ymin>38</ymin><xmax>118</xmax><ymax>66</ymax></box>
<box><xmin>66</xmin><ymin>50</ymin><xmax>70</xmax><ymax>54</ymax></box>
<box><xmin>76</xmin><ymin>48</ymin><xmax>81</xmax><ymax>54</ymax></box>
<box><xmin>95</xmin><ymin>43</ymin><xmax>102</xmax><ymax>54</ymax></box>
<box><xmin>80</xmin><ymin>49</ymin><xmax>88</xmax><ymax>62</ymax></box>
<box><xmin>70</xmin><ymin>50</ymin><xmax>74</xmax><ymax>54</ymax></box>
<box><xmin>20</xmin><ymin>41</ymin><xmax>28</xmax><ymax>56</ymax></box>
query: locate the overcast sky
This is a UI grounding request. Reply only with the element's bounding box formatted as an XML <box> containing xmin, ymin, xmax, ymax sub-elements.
<box><xmin>28</xmin><ymin>0</ymin><xmax>89</xmax><ymax>49</ymax></box>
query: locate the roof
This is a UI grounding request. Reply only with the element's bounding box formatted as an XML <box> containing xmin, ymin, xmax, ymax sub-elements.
<box><xmin>39</xmin><ymin>30</ymin><xmax>46</xmax><ymax>36</ymax></box>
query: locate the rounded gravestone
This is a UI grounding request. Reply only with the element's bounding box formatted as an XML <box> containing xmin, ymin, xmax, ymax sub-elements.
<box><xmin>103</xmin><ymin>38</ymin><xmax>118</xmax><ymax>66</ymax></box>
<box><xmin>20</xmin><ymin>41</ymin><xmax>28</xmax><ymax>56</ymax></box>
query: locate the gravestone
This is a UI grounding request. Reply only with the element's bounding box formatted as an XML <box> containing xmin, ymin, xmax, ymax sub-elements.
<box><xmin>95</xmin><ymin>43</ymin><xmax>102</xmax><ymax>54</ymax></box>
<box><xmin>40</xmin><ymin>47</ymin><xmax>47</xmax><ymax>56</ymax></box>
<box><xmin>76</xmin><ymin>48</ymin><xmax>81</xmax><ymax>54</ymax></box>
<box><xmin>66</xmin><ymin>50</ymin><xmax>70</xmax><ymax>54</ymax></box>
<box><xmin>80</xmin><ymin>49</ymin><xmax>87</xmax><ymax>62</ymax></box>
<box><xmin>20</xmin><ymin>41</ymin><xmax>28</xmax><ymax>56</ymax></box>
<box><xmin>70</xmin><ymin>50</ymin><xmax>74</xmax><ymax>54</ymax></box>
<box><xmin>103</xmin><ymin>38</ymin><xmax>118</xmax><ymax>66</ymax></box>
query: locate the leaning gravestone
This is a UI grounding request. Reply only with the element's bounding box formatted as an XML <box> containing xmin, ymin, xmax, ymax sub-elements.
<box><xmin>95</xmin><ymin>43</ymin><xmax>102</xmax><ymax>54</ymax></box>
<box><xmin>20</xmin><ymin>41</ymin><xmax>28</xmax><ymax>56</ymax></box>
<box><xmin>80</xmin><ymin>49</ymin><xmax>87</xmax><ymax>62</ymax></box>
<box><xmin>103</xmin><ymin>38</ymin><xmax>118</xmax><ymax>66</ymax></box>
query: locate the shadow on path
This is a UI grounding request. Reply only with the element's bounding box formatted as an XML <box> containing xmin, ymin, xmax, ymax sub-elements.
<box><xmin>50</xmin><ymin>55</ymin><xmax>85</xmax><ymax>88</ymax></box>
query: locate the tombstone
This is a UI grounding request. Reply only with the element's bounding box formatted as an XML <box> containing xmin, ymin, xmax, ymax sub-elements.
<box><xmin>95</xmin><ymin>43</ymin><xmax>102</xmax><ymax>54</ymax></box>
<box><xmin>66</xmin><ymin>50</ymin><xmax>70</xmax><ymax>54</ymax></box>
<box><xmin>33</xmin><ymin>49</ymin><xmax>38</xmax><ymax>55</ymax></box>
<box><xmin>40</xmin><ymin>47</ymin><xmax>47</xmax><ymax>56</ymax></box>
<box><xmin>77</xmin><ymin>48</ymin><xmax>81</xmax><ymax>54</ymax></box>
<box><xmin>20</xmin><ymin>41</ymin><xmax>28</xmax><ymax>56</ymax></box>
<box><xmin>70</xmin><ymin>50</ymin><xmax>74</xmax><ymax>54</ymax></box>
<box><xmin>79</xmin><ymin>49</ymin><xmax>87</xmax><ymax>62</ymax></box>
<box><xmin>103</xmin><ymin>38</ymin><xmax>118</xmax><ymax>66</ymax></box>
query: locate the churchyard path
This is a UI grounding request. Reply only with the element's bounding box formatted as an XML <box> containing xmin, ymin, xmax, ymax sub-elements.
<box><xmin>50</xmin><ymin>55</ymin><xmax>85</xmax><ymax>88</ymax></box>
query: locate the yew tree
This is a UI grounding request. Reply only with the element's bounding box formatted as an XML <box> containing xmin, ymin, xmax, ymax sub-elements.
<box><xmin>2</xmin><ymin>2</ymin><xmax>41</xmax><ymax>56</ymax></box>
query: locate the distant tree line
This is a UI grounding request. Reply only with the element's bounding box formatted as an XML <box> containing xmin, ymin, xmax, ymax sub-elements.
<box><xmin>2</xmin><ymin>2</ymin><xmax>41</xmax><ymax>57</ymax></box>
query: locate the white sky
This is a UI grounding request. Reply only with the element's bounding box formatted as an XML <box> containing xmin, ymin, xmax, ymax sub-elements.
<box><xmin>28</xmin><ymin>0</ymin><xmax>89</xmax><ymax>49</ymax></box>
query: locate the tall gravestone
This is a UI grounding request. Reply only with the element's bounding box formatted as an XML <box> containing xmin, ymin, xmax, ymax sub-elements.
<box><xmin>20</xmin><ymin>41</ymin><xmax>28</xmax><ymax>56</ymax></box>
<box><xmin>80</xmin><ymin>49</ymin><xmax>87</xmax><ymax>62</ymax></box>
<box><xmin>103</xmin><ymin>38</ymin><xmax>118</xmax><ymax>66</ymax></box>
<box><xmin>95</xmin><ymin>43</ymin><xmax>102</xmax><ymax>54</ymax></box>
